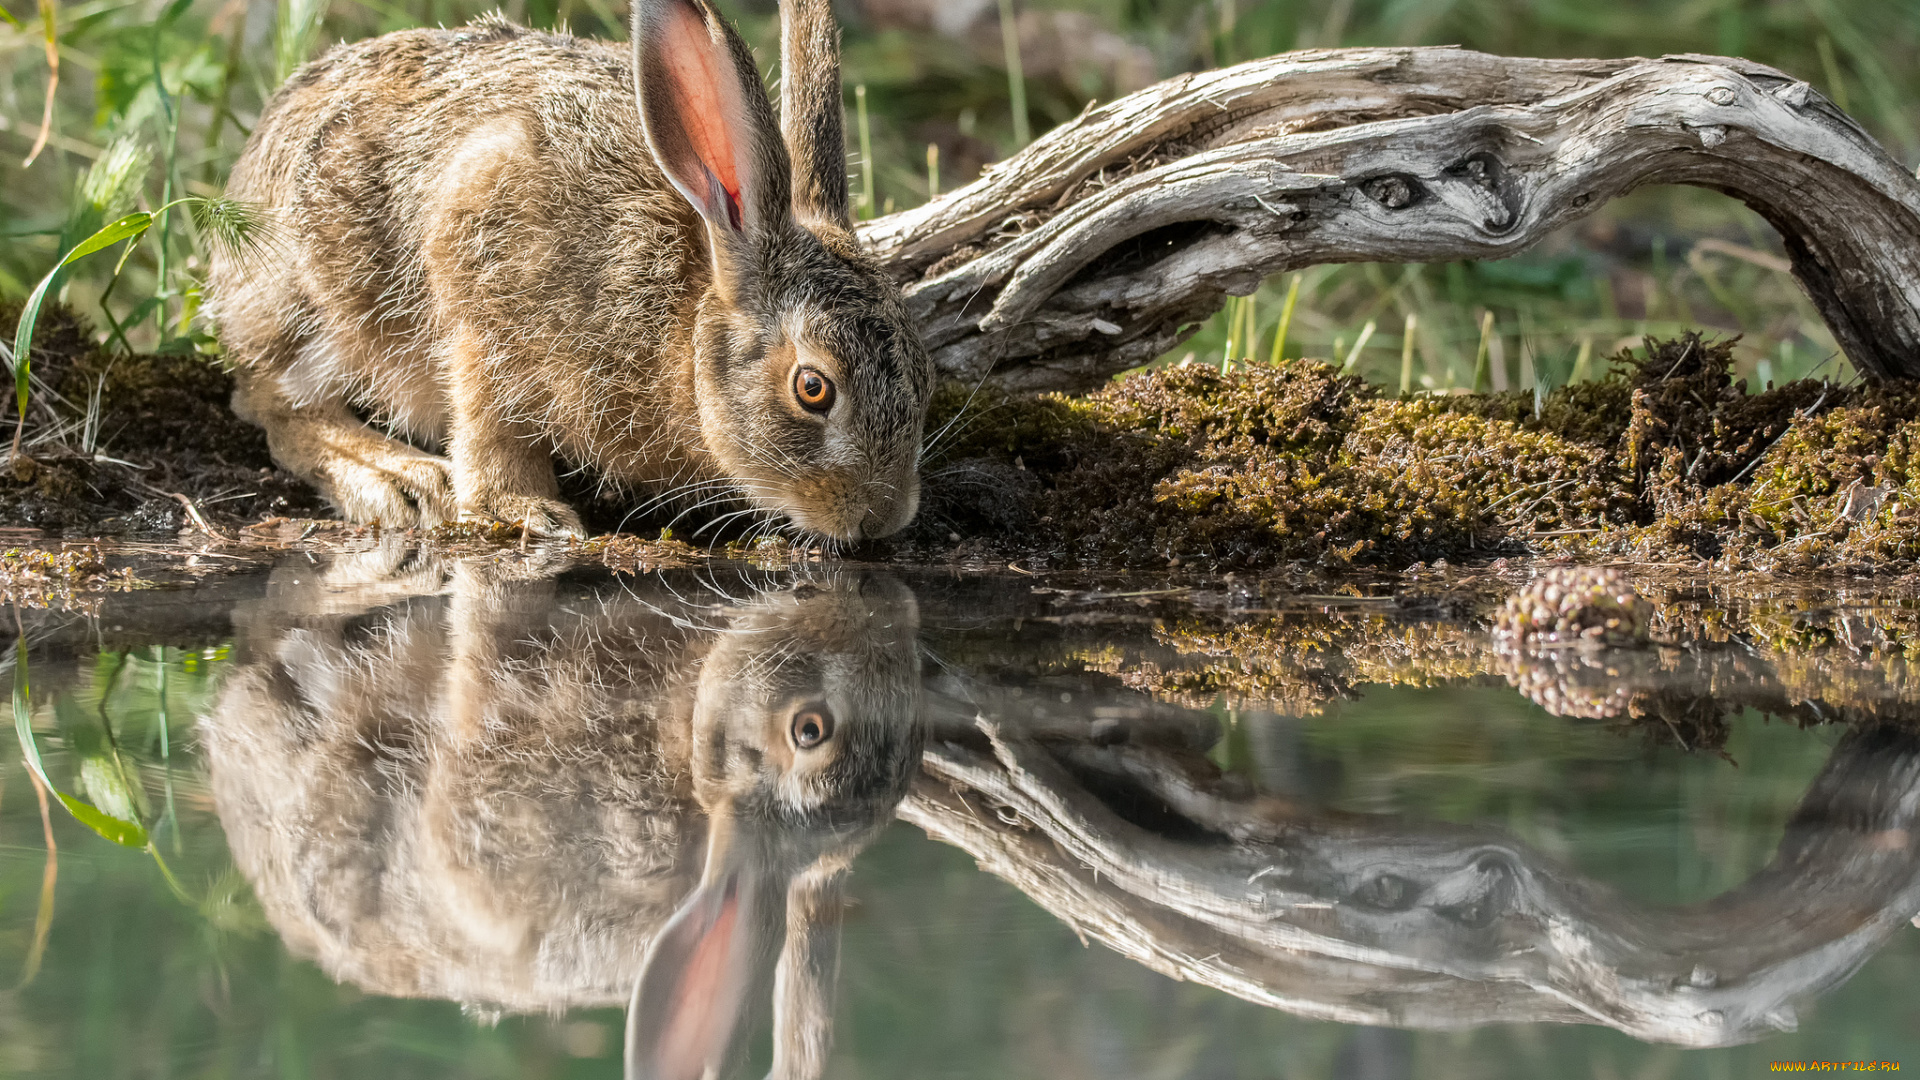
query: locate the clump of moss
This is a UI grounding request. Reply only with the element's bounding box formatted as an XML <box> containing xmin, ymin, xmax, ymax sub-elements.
<box><xmin>905</xmin><ymin>335</ymin><xmax>1920</xmax><ymax>574</ymax></box>
<box><xmin>0</xmin><ymin>545</ymin><xmax>140</xmax><ymax>610</ymax></box>
<box><xmin>912</xmin><ymin>361</ymin><xmax>1633</xmax><ymax>569</ymax></box>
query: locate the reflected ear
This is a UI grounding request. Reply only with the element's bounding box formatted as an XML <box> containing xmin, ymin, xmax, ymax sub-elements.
<box><xmin>626</xmin><ymin>815</ymin><xmax>772</xmax><ymax>1080</ymax></box>
<box><xmin>633</xmin><ymin>0</ymin><xmax>790</xmax><ymax>243</ymax></box>
<box><xmin>769</xmin><ymin>868</ymin><xmax>844</xmax><ymax>1080</ymax></box>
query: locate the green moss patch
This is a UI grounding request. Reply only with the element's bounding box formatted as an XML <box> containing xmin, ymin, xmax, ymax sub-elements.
<box><xmin>906</xmin><ymin>335</ymin><xmax>1920</xmax><ymax>574</ymax></box>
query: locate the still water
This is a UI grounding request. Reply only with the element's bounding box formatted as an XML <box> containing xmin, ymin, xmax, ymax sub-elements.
<box><xmin>3</xmin><ymin>548</ymin><xmax>1917</xmax><ymax>1078</ymax></box>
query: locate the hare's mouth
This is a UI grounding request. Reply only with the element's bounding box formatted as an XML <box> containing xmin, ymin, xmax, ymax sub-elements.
<box><xmin>732</xmin><ymin>477</ymin><xmax>913</xmax><ymax>544</ymax></box>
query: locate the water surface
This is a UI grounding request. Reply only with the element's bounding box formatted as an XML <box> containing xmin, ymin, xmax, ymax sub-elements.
<box><xmin>3</xmin><ymin>550</ymin><xmax>1917</xmax><ymax>1078</ymax></box>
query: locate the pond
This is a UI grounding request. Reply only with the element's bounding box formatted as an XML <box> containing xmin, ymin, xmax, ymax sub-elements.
<box><xmin>3</xmin><ymin>547</ymin><xmax>1917</xmax><ymax>1078</ymax></box>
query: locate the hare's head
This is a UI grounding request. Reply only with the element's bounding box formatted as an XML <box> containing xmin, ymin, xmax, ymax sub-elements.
<box><xmin>688</xmin><ymin>573</ymin><xmax>924</xmax><ymax>830</ymax></box>
<box><xmin>629</xmin><ymin>573</ymin><xmax>923</xmax><ymax>1080</ymax></box>
<box><xmin>634</xmin><ymin>0</ymin><xmax>933</xmax><ymax>543</ymax></box>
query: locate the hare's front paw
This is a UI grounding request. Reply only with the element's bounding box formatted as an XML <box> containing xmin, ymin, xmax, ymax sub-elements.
<box><xmin>459</xmin><ymin>494</ymin><xmax>586</xmax><ymax>539</ymax></box>
<box><xmin>327</xmin><ymin>451</ymin><xmax>457</xmax><ymax>529</ymax></box>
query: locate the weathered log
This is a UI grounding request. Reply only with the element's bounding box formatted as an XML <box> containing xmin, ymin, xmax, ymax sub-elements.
<box><xmin>858</xmin><ymin>48</ymin><xmax>1920</xmax><ymax>391</ymax></box>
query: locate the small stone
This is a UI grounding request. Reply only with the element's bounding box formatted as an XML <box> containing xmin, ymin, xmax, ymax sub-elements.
<box><xmin>1494</xmin><ymin>567</ymin><xmax>1650</xmax><ymax>651</ymax></box>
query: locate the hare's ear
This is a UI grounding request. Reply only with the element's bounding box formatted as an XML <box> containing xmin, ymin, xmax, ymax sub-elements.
<box><xmin>626</xmin><ymin>814</ymin><xmax>776</xmax><ymax>1080</ymax></box>
<box><xmin>779</xmin><ymin>0</ymin><xmax>852</xmax><ymax>231</ymax></box>
<box><xmin>633</xmin><ymin>0</ymin><xmax>791</xmax><ymax>243</ymax></box>
<box><xmin>769</xmin><ymin>867</ymin><xmax>845</xmax><ymax>1080</ymax></box>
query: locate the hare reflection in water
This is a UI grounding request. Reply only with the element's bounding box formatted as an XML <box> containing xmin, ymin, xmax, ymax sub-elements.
<box><xmin>200</xmin><ymin>550</ymin><xmax>923</xmax><ymax>1078</ymax></box>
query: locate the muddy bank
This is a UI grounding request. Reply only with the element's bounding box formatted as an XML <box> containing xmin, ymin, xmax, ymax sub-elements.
<box><xmin>0</xmin><ymin>303</ymin><xmax>328</xmax><ymax>534</ymax></box>
<box><xmin>12</xmin><ymin>303</ymin><xmax>1920</xmax><ymax>577</ymax></box>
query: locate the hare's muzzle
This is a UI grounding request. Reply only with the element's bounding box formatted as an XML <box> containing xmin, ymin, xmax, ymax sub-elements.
<box><xmin>854</xmin><ymin>473</ymin><xmax>919</xmax><ymax>540</ymax></box>
<box><xmin>764</xmin><ymin>469</ymin><xmax>917</xmax><ymax>542</ymax></box>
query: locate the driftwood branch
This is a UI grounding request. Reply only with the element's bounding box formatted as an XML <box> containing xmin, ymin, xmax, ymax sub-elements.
<box><xmin>859</xmin><ymin>48</ymin><xmax>1920</xmax><ymax>391</ymax></box>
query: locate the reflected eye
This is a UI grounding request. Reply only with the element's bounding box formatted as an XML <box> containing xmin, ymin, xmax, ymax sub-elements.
<box><xmin>790</xmin><ymin>705</ymin><xmax>835</xmax><ymax>749</ymax></box>
<box><xmin>793</xmin><ymin>366</ymin><xmax>836</xmax><ymax>414</ymax></box>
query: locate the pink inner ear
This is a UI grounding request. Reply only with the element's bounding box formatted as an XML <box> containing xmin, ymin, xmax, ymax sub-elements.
<box><xmin>657</xmin><ymin>892</ymin><xmax>742</xmax><ymax>1079</ymax></box>
<box><xmin>662</xmin><ymin>7</ymin><xmax>746</xmax><ymax>229</ymax></box>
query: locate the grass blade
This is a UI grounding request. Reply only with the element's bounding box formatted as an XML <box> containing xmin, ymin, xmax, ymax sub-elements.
<box><xmin>1341</xmin><ymin>319</ymin><xmax>1376</xmax><ymax>373</ymax></box>
<box><xmin>274</xmin><ymin>0</ymin><xmax>327</xmax><ymax>85</ymax></box>
<box><xmin>1399</xmin><ymin>313</ymin><xmax>1416</xmax><ymax>395</ymax></box>
<box><xmin>996</xmin><ymin>0</ymin><xmax>1029</xmax><ymax>147</ymax></box>
<box><xmin>13</xmin><ymin>642</ymin><xmax>150</xmax><ymax>849</ymax></box>
<box><xmin>10</xmin><ymin>211</ymin><xmax>157</xmax><ymax>457</ymax></box>
<box><xmin>23</xmin><ymin>0</ymin><xmax>59</xmax><ymax>168</ymax></box>
<box><xmin>1472</xmin><ymin>309</ymin><xmax>1495</xmax><ymax>393</ymax></box>
<box><xmin>1270</xmin><ymin>274</ymin><xmax>1301</xmax><ymax>365</ymax></box>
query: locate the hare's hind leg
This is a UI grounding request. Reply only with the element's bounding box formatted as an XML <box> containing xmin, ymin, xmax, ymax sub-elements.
<box><xmin>232</xmin><ymin>368</ymin><xmax>457</xmax><ymax>529</ymax></box>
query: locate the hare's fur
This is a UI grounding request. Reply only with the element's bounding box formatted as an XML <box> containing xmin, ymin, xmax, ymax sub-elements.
<box><xmin>200</xmin><ymin>552</ymin><xmax>923</xmax><ymax>1015</ymax></box>
<box><xmin>209</xmin><ymin>7</ymin><xmax>931</xmax><ymax>541</ymax></box>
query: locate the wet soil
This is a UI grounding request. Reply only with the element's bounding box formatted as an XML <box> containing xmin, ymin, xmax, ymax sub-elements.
<box><xmin>0</xmin><ymin>303</ymin><xmax>327</xmax><ymax>535</ymax></box>
<box><xmin>12</xmin><ymin>304</ymin><xmax>1920</xmax><ymax>583</ymax></box>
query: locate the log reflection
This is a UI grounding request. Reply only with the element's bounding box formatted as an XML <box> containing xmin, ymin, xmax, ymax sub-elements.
<box><xmin>910</xmin><ymin>685</ymin><xmax>1920</xmax><ymax>1047</ymax></box>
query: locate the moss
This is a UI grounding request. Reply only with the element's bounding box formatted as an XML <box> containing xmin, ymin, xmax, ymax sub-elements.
<box><xmin>903</xmin><ymin>335</ymin><xmax>1920</xmax><ymax>574</ymax></box>
<box><xmin>0</xmin><ymin>544</ymin><xmax>141</xmax><ymax>610</ymax></box>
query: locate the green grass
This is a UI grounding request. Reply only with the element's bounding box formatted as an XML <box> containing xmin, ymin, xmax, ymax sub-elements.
<box><xmin>2</xmin><ymin>0</ymin><xmax>1915</xmax><ymax>419</ymax></box>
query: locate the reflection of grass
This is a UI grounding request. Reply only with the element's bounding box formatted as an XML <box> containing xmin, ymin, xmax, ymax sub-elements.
<box><xmin>1</xmin><ymin>641</ymin><xmax>617</xmax><ymax>1076</ymax></box>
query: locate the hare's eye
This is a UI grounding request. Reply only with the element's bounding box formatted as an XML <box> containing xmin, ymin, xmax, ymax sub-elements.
<box><xmin>790</xmin><ymin>705</ymin><xmax>835</xmax><ymax>749</ymax></box>
<box><xmin>793</xmin><ymin>367</ymin><xmax>836</xmax><ymax>414</ymax></box>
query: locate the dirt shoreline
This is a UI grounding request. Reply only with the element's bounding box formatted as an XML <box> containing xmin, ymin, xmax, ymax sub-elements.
<box><xmin>11</xmin><ymin>303</ymin><xmax>1920</xmax><ymax>581</ymax></box>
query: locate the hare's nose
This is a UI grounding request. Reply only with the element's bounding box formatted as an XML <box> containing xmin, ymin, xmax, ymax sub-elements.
<box><xmin>859</xmin><ymin>477</ymin><xmax>919</xmax><ymax>539</ymax></box>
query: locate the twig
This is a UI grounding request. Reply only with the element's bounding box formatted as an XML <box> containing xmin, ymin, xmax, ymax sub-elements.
<box><xmin>1729</xmin><ymin>388</ymin><xmax>1831</xmax><ymax>486</ymax></box>
<box><xmin>167</xmin><ymin>492</ymin><xmax>234</xmax><ymax>543</ymax></box>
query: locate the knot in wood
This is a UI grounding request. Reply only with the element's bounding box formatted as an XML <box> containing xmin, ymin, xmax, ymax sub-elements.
<box><xmin>1361</xmin><ymin>174</ymin><xmax>1424</xmax><ymax>210</ymax></box>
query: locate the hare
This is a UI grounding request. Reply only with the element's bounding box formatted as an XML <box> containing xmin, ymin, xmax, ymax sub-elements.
<box><xmin>206</xmin><ymin>0</ymin><xmax>933</xmax><ymax>541</ymax></box>
<box><xmin>199</xmin><ymin>549</ymin><xmax>924</xmax><ymax>1076</ymax></box>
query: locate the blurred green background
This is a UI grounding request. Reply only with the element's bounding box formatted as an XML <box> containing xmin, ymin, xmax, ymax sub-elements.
<box><xmin>3</xmin><ymin>0</ymin><xmax>1917</xmax><ymax>395</ymax></box>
